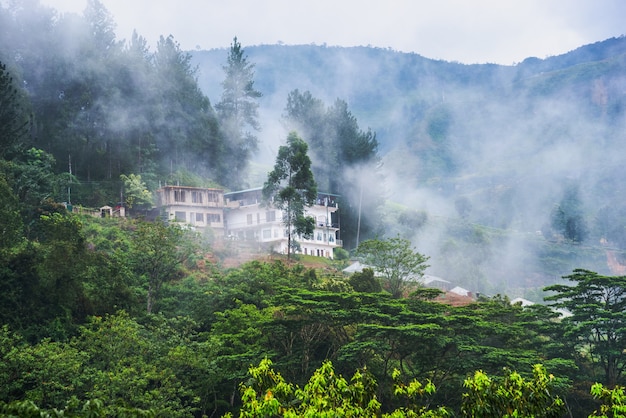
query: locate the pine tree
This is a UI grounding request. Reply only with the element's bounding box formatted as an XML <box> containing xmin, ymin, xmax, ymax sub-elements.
<box><xmin>216</xmin><ymin>37</ymin><xmax>262</xmax><ymax>189</ymax></box>
<box><xmin>0</xmin><ymin>61</ymin><xmax>31</xmax><ymax>158</ymax></box>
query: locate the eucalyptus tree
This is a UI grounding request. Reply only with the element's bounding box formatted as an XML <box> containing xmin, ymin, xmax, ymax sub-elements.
<box><xmin>262</xmin><ymin>131</ymin><xmax>317</xmax><ymax>259</ymax></box>
<box><xmin>216</xmin><ymin>37</ymin><xmax>262</xmax><ymax>188</ymax></box>
<box><xmin>283</xmin><ymin>90</ymin><xmax>380</xmax><ymax>248</ymax></box>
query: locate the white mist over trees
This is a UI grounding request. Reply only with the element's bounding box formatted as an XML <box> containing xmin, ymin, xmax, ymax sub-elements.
<box><xmin>216</xmin><ymin>36</ymin><xmax>262</xmax><ymax>189</ymax></box>
<box><xmin>191</xmin><ymin>39</ymin><xmax>626</xmax><ymax>296</ymax></box>
<box><xmin>282</xmin><ymin>90</ymin><xmax>380</xmax><ymax>248</ymax></box>
<box><xmin>0</xmin><ymin>0</ymin><xmax>241</xmax><ymax>205</ymax></box>
<box><xmin>2</xmin><ymin>0</ymin><xmax>626</xmax><ymax>297</ymax></box>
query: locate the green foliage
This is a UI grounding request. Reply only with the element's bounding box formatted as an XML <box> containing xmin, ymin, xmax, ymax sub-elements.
<box><xmin>356</xmin><ymin>236</ymin><xmax>429</xmax><ymax>298</ymax></box>
<box><xmin>550</xmin><ymin>182</ymin><xmax>588</xmax><ymax>243</ymax></box>
<box><xmin>121</xmin><ymin>173</ymin><xmax>153</xmax><ymax>209</ymax></box>
<box><xmin>228</xmin><ymin>358</ymin><xmax>452</xmax><ymax>417</ymax></box>
<box><xmin>461</xmin><ymin>364</ymin><xmax>566</xmax><ymax>418</ymax></box>
<box><xmin>282</xmin><ymin>90</ymin><xmax>380</xmax><ymax>248</ymax></box>
<box><xmin>349</xmin><ymin>268</ymin><xmax>383</xmax><ymax>293</ymax></box>
<box><xmin>0</xmin><ymin>60</ymin><xmax>31</xmax><ymax>159</ymax></box>
<box><xmin>589</xmin><ymin>382</ymin><xmax>626</xmax><ymax>417</ymax></box>
<box><xmin>545</xmin><ymin>269</ymin><xmax>626</xmax><ymax>387</ymax></box>
<box><xmin>263</xmin><ymin>131</ymin><xmax>318</xmax><ymax>259</ymax></box>
<box><xmin>74</xmin><ymin>312</ymin><xmax>200</xmax><ymax>416</ymax></box>
<box><xmin>0</xmin><ymin>174</ymin><xmax>23</xmax><ymax>253</ymax></box>
<box><xmin>227</xmin><ymin>358</ymin><xmax>381</xmax><ymax>417</ymax></box>
<box><xmin>130</xmin><ymin>219</ymin><xmax>186</xmax><ymax>313</ymax></box>
<box><xmin>1</xmin><ymin>148</ymin><xmax>57</xmax><ymax>220</ymax></box>
<box><xmin>215</xmin><ymin>36</ymin><xmax>262</xmax><ymax>189</ymax></box>
<box><xmin>333</xmin><ymin>247</ymin><xmax>350</xmax><ymax>261</ymax></box>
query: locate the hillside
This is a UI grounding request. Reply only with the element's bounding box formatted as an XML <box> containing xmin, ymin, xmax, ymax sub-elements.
<box><xmin>192</xmin><ymin>37</ymin><xmax>626</xmax><ymax>297</ymax></box>
<box><xmin>2</xmin><ymin>0</ymin><xmax>625</xmax><ymax>297</ymax></box>
<box><xmin>192</xmin><ymin>36</ymin><xmax>626</xmax><ymax>153</ymax></box>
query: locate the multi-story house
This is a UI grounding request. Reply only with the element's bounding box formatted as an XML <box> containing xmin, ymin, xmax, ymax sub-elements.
<box><xmin>155</xmin><ymin>185</ymin><xmax>342</xmax><ymax>259</ymax></box>
<box><xmin>155</xmin><ymin>185</ymin><xmax>225</xmax><ymax>234</ymax></box>
<box><xmin>224</xmin><ymin>187</ymin><xmax>342</xmax><ymax>258</ymax></box>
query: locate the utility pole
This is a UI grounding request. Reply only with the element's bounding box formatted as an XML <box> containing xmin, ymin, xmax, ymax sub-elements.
<box><xmin>67</xmin><ymin>154</ymin><xmax>72</xmax><ymax>206</ymax></box>
<box><xmin>356</xmin><ymin>181</ymin><xmax>363</xmax><ymax>248</ymax></box>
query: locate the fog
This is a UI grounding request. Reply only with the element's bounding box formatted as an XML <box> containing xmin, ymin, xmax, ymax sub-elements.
<box><xmin>193</xmin><ymin>41</ymin><xmax>626</xmax><ymax>298</ymax></box>
<box><xmin>3</xmin><ymin>1</ymin><xmax>625</xmax><ymax>299</ymax></box>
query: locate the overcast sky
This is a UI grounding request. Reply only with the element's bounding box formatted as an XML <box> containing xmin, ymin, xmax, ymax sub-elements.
<box><xmin>41</xmin><ymin>0</ymin><xmax>626</xmax><ymax>65</ymax></box>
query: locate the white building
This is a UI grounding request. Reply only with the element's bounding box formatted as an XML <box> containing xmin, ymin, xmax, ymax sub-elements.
<box><xmin>224</xmin><ymin>187</ymin><xmax>342</xmax><ymax>259</ymax></box>
<box><xmin>155</xmin><ymin>185</ymin><xmax>342</xmax><ymax>259</ymax></box>
<box><xmin>155</xmin><ymin>185</ymin><xmax>225</xmax><ymax>234</ymax></box>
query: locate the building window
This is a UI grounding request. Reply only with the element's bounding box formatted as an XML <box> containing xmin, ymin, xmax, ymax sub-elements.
<box><xmin>257</xmin><ymin>213</ymin><xmax>260</xmax><ymax>224</ymax></box>
<box><xmin>175</xmin><ymin>211</ymin><xmax>186</xmax><ymax>222</ymax></box>
<box><xmin>207</xmin><ymin>191</ymin><xmax>220</xmax><ymax>203</ymax></box>
<box><xmin>207</xmin><ymin>213</ymin><xmax>221</xmax><ymax>223</ymax></box>
<box><xmin>262</xmin><ymin>229</ymin><xmax>271</xmax><ymax>239</ymax></box>
<box><xmin>317</xmin><ymin>232</ymin><xmax>323</xmax><ymax>241</ymax></box>
<box><xmin>192</xmin><ymin>191</ymin><xmax>203</xmax><ymax>203</ymax></box>
<box><xmin>196</xmin><ymin>213</ymin><xmax>204</xmax><ymax>222</ymax></box>
<box><xmin>174</xmin><ymin>190</ymin><xmax>185</xmax><ymax>202</ymax></box>
<box><xmin>266</xmin><ymin>211</ymin><xmax>276</xmax><ymax>222</ymax></box>
<box><xmin>247</xmin><ymin>214</ymin><xmax>253</xmax><ymax>225</ymax></box>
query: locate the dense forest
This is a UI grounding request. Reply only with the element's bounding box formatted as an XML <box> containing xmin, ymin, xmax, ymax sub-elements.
<box><xmin>3</xmin><ymin>0</ymin><xmax>626</xmax><ymax>416</ymax></box>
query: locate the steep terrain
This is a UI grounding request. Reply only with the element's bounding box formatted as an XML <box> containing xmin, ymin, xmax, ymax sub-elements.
<box><xmin>192</xmin><ymin>37</ymin><xmax>626</xmax><ymax>296</ymax></box>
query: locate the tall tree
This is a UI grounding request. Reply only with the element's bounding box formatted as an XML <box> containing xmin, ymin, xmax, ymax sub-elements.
<box><xmin>130</xmin><ymin>219</ymin><xmax>185</xmax><ymax>314</ymax></box>
<box><xmin>153</xmin><ymin>35</ymin><xmax>220</xmax><ymax>179</ymax></box>
<box><xmin>550</xmin><ymin>182</ymin><xmax>588</xmax><ymax>242</ymax></box>
<box><xmin>0</xmin><ymin>61</ymin><xmax>31</xmax><ymax>158</ymax></box>
<box><xmin>545</xmin><ymin>269</ymin><xmax>626</xmax><ymax>387</ymax></box>
<box><xmin>83</xmin><ymin>0</ymin><xmax>117</xmax><ymax>52</ymax></box>
<box><xmin>283</xmin><ymin>91</ymin><xmax>380</xmax><ymax>248</ymax></box>
<box><xmin>356</xmin><ymin>236</ymin><xmax>429</xmax><ymax>298</ymax></box>
<box><xmin>262</xmin><ymin>131</ymin><xmax>317</xmax><ymax>260</ymax></box>
<box><xmin>283</xmin><ymin>90</ymin><xmax>329</xmax><ymax>187</ymax></box>
<box><xmin>215</xmin><ymin>37</ymin><xmax>262</xmax><ymax>188</ymax></box>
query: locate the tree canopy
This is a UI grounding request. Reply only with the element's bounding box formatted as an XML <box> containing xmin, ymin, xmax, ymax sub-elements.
<box><xmin>262</xmin><ymin>131</ymin><xmax>317</xmax><ymax>259</ymax></box>
<box><xmin>356</xmin><ymin>236</ymin><xmax>430</xmax><ymax>298</ymax></box>
<box><xmin>545</xmin><ymin>269</ymin><xmax>626</xmax><ymax>387</ymax></box>
<box><xmin>216</xmin><ymin>36</ymin><xmax>262</xmax><ymax>189</ymax></box>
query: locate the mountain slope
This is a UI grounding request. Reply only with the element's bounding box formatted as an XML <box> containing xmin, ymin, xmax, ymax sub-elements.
<box><xmin>191</xmin><ymin>37</ymin><xmax>626</xmax><ymax>295</ymax></box>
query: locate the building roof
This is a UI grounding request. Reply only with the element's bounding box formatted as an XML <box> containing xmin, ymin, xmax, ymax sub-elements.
<box><xmin>342</xmin><ymin>261</ymin><xmax>371</xmax><ymax>274</ymax></box>
<box><xmin>450</xmin><ymin>286</ymin><xmax>471</xmax><ymax>297</ymax></box>
<box><xmin>421</xmin><ymin>274</ymin><xmax>451</xmax><ymax>286</ymax></box>
<box><xmin>158</xmin><ymin>185</ymin><xmax>223</xmax><ymax>191</ymax></box>
<box><xmin>224</xmin><ymin>187</ymin><xmax>340</xmax><ymax>198</ymax></box>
